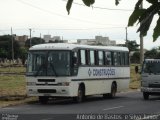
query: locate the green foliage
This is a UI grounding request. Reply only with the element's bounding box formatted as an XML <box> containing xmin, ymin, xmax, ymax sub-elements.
<box><xmin>0</xmin><ymin>48</ymin><xmax>8</xmax><ymax>58</ymax></box>
<box><xmin>125</xmin><ymin>40</ymin><xmax>139</xmax><ymax>53</ymax></box>
<box><xmin>137</xmin><ymin>4</ymin><xmax>158</xmax><ymax>36</ymax></box>
<box><xmin>144</xmin><ymin>48</ymin><xmax>158</xmax><ymax>58</ymax></box>
<box><xmin>115</xmin><ymin>0</ymin><xmax>121</xmax><ymax>5</ymax></box>
<box><xmin>48</xmin><ymin>39</ymin><xmax>63</xmax><ymax>43</ymax></box>
<box><xmin>66</xmin><ymin>0</ymin><xmax>160</xmax><ymax>42</ymax></box>
<box><xmin>25</xmin><ymin>37</ymin><xmax>45</xmax><ymax>48</ymax></box>
<box><xmin>128</xmin><ymin>0</ymin><xmax>160</xmax><ymax>41</ymax></box>
<box><xmin>155</xmin><ymin>52</ymin><xmax>160</xmax><ymax>58</ymax></box>
<box><xmin>128</xmin><ymin>9</ymin><xmax>145</xmax><ymax>26</ymax></box>
<box><xmin>19</xmin><ymin>47</ymin><xmax>28</xmax><ymax>65</ymax></box>
<box><xmin>66</xmin><ymin>0</ymin><xmax>95</xmax><ymax>14</ymax></box>
<box><xmin>66</xmin><ymin>0</ymin><xmax>119</xmax><ymax>14</ymax></box>
<box><xmin>130</xmin><ymin>51</ymin><xmax>140</xmax><ymax>63</ymax></box>
<box><xmin>0</xmin><ymin>36</ymin><xmax>44</xmax><ymax>60</ymax></box>
<box><xmin>130</xmin><ymin>48</ymin><xmax>160</xmax><ymax>63</ymax></box>
<box><xmin>82</xmin><ymin>0</ymin><xmax>95</xmax><ymax>6</ymax></box>
<box><xmin>66</xmin><ymin>0</ymin><xmax>73</xmax><ymax>15</ymax></box>
<box><xmin>135</xmin><ymin>0</ymin><xmax>143</xmax><ymax>9</ymax></box>
<box><xmin>146</xmin><ymin>0</ymin><xmax>158</xmax><ymax>4</ymax></box>
<box><xmin>0</xmin><ymin>35</ymin><xmax>20</xmax><ymax>59</ymax></box>
<box><xmin>153</xmin><ymin>17</ymin><xmax>160</xmax><ymax>42</ymax></box>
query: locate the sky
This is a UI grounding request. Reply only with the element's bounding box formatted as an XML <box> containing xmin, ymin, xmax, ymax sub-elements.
<box><xmin>0</xmin><ymin>0</ymin><xmax>160</xmax><ymax>50</ymax></box>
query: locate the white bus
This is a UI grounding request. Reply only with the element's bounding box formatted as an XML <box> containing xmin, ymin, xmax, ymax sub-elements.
<box><xmin>26</xmin><ymin>43</ymin><xmax>130</xmax><ymax>104</ymax></box>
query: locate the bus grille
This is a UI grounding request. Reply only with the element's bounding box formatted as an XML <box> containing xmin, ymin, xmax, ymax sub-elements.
<box><xmin>149</xmin><ymin>84</ymin><xmax>160</xmax><ymax>88</ymax></box>
<box><xmin>38</xmin><ymin>89</ymin><xmax>56</xmax><ymax>93</ymax></box>
<box><xmin>38</xmin><ymin>79</ymin><xmax>55</xmax><ymax>82</ymax></box>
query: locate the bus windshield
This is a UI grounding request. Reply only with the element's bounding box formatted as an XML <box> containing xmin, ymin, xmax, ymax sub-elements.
<box><xmin>142</xmin><ymin>61</ymin><xmax>160</xmax><ymax>74</ymax></box>
<box><xmin>26</xmin><ymin>51</ymin><xmax>71</xmax><ymax>76</ymax></box>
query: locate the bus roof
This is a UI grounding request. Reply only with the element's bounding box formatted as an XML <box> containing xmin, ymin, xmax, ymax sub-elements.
<box><xmin>144</xmin><ymin>59</ymin><xmax>160</xmax><ymax>62</ymax></box>
<box><xmin>29</xmin><ymin>43</ymin><xmax>129</xmax><ymax>51</ymax></box>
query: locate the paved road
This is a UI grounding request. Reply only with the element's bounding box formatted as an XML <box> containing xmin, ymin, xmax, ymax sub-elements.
<box><xmin>1</xmin><ymin>91</ymin><xmax>160</xmax><ymax>120</ymax></box>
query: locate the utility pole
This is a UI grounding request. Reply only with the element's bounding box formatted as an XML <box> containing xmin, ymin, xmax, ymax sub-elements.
<box><xmin>11</xmin><ymin>27</ymin><xmax>14</xmax><ymax>60</ymax></box>
<box><xmin>40</xmin><ymin>33</ymin><xmax>43</xmax><ymax>43</ymax></box>
<box><xmin>125</xmin><ymin>27</ymin><xmax>128</xmax><ymax>41</ymax></box>
<box><xmin>40</xmin><ymin>33</ymin><xmax>41</xmax><ymax>39</ymax></box>
<box><xmin>125</xmin><ymin>27</ymin><xmax>129</xmax><ymax>49</ymax></box>
<box><xmin>29</xmin><ymin>28</ymin><xmax>32</xmax><ymax>47</ymax></box>
<box><xmin>140</xmin><ymin>3</ymin><xmax>144</xmax><ymax>66</ymax></box>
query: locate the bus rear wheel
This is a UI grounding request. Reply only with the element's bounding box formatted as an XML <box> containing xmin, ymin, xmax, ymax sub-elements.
<box><xmin>39</xmin><ymin>96</ymin><xmax>49</xmax><ymax>104</ymax></box>
<box><xmin>109</xmin><ymin>83</ymin><xmax>117</xmax><ymax>98</ymax></box>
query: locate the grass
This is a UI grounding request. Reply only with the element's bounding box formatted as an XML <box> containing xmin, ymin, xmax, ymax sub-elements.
<box><xmin>129</xmin><ymin>64</ymin><xmax>141</xmax><ymax>89</ymax></box>
<box><xmin>0</xmin><ymin>67</ymin><xmax>28</xmax><ymax>107</ymax></box>
<box><xmin>0</xmin><ymin>75</ymin><xmax>26</xmax><ymax>96</ymax></box>
<box><xmin>0</xmin><ymin>67</ymin><xmax>26</xmax><ymax>73</ymax></box>
<box><xmin>0</xmin><ymin>65</ymin><xmax>141</xmax><ymax>107</ymax></box>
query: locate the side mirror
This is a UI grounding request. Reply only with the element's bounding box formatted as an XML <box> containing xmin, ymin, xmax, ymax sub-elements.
<box><xmin>73</xmin><ymin>57</ymin><xmax>78</xmax><ymax>67</ymax></box>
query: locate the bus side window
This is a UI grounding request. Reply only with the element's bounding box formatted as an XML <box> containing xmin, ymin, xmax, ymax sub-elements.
<box><xmin>121</xmin><ymin>52</ymin><xmax>125</xmax><ymax>66</ymax></box>
<box><xmin>80</xmin><ymin>50</ymin><xmax>86</xmax><ymax>65</ymax></box>
<box><xmin>111</xmin><ymin>52</ymin><xmax>114</xmax><ymax>65</ymax></box>
<box><xmin>105</xmin><ymin>51</ymin><xmax>112</xmax><ymax>65</ymax></box>
<box><xmin>90</xmin><ymin>50</ymin><xmax>95</xmax><ymax>65</ymax></box>
<box><xmin>117</xmin><ymin>52</ymin><xmax>121</xmax><ymax>66</ymax></box>
<box><xmin>98</xmin><ymin>51</ymin><xmax>104</xmax><ymax>65</ymax></box>
<box><xmin>125</xmin><ymin>52</ymin><xmax>129</xmax><ymax>65</ymax></box>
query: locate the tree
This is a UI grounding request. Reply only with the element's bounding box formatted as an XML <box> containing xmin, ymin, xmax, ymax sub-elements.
<box><xmin>19</xmin><ymin>47</ymin><xmax>28</xmax><ymax>65</ymax></box>
<box><xmin>0</xmin><ymin>35</ymin><xmax>20</xmax><ymax>59</ymax></box>
<box><xmin>125</xmin><ymin>40</ymin><xmax>139</xmax><ymax>53</ymax></box>
<box><xmin>155</xmin><ymin>52</ymin><xmax>160</xmax><ymax>59</ymax></box>
<box><xmin>66</xmin><ymin>0</ymin><xmax>160</xmax><ymax>42</ymax></box>
<box><xmin>0</xmin><ymin>48</ymin><xmax>8</xmax><ymax>58</ymax></box>
<box><xmin>144</xmin><ymin>48</ymin><xmax>158</xmax><ymax>59</ymax></box>
<box><xmin>130</xmin><ymin>51</ymin><xmax>140</xmax><ymax>63</ymax></box>
<box><xmin>25</xmin><ymin>37</ymin><xmax>45</xmax><ymax>48</ymax></box>
<box><xmin>48</xmin><ymin>39</ymin><xmax>63</xmax><ymax>43</ymax></box>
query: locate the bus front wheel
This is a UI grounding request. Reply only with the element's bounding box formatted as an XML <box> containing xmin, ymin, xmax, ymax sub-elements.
<box><xmin>39</xmin><ymin>96</ymin><xmax>49</xmax><ymax>104</ymax></box>
<box><xmin>73</xmin><ymin>86</ymin><xmax>85</xmax><ymax>103</ymax></box>
<box><xmin>143</xmin><ymin>92</ymin><xmax>149</xmax><ymax>100</ymax></box>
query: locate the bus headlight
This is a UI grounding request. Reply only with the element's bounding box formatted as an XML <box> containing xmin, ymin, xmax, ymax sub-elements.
<box><xmin>27</xmin><ymin>82</ymin><xmax>36</xmax><ymax>86</ymax></box>
<box><xmin>58</xmin><ymin>82</ymin><xmax>70</xmax><ymax>86</ymax></box>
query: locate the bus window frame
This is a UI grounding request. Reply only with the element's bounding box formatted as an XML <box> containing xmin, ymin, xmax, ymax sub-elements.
<box><xmin>98</xmin><ymin>50</ymin><xmax>105</xmax><ymax>66</ymax></box>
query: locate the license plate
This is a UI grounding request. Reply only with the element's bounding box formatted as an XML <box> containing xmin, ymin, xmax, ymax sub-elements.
<box><xmin>44</xmin><ymin>93</ymin><xmax>51</xmax><ymax>96</ymax></box>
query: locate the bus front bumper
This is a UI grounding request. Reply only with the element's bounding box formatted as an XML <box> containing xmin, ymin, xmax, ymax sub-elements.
<box><xmin>27</xmin><ymin>86</ymin><xmax>73</xmax><ymax>97</ymax></box>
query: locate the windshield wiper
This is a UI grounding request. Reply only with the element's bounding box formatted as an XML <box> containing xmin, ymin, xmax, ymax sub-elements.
<box><xmin>49</xmin><ymin>63</ymin><xmax>58</xmax><ymax>77</ymax></box>
<box><xmin>34</xmin><ymin>62</ymin><xmax>58</xmax><ymax>77</ymax></box>
<box><xmin>34</xmin><ymin>64</ymin><xmax>45</xmax><ymax>77</ymax></box>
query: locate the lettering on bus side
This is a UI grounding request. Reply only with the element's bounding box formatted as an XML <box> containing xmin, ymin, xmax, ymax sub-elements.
<box><xmin>88</xmin><ymin>68</ymin><xmax>115</xmax><ymax>77</ymax></box>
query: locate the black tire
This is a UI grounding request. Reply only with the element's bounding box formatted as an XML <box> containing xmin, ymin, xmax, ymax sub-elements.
<box><xmin>143</xmin><ymin>92</ymin><xmax>149</xmax><ymax>100</ymax></box>
<box><xmin>109</xmin><ymin>83</ymin><xmax>117</xmax><ymax>98</ymax></box>
<box><xmin>103</xmin><ymin>93</ymin><xmax>108</xmax><ymax>99</ymax></box>
<box><xmin>73</xmin><ymin>86</ymin><xmax>85</xmax><ymax>103</ymax></box>
<box><xmin>39</xmin><ymin>96</ymin><xmax>49</xmax><ymax>104</ymax></box>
